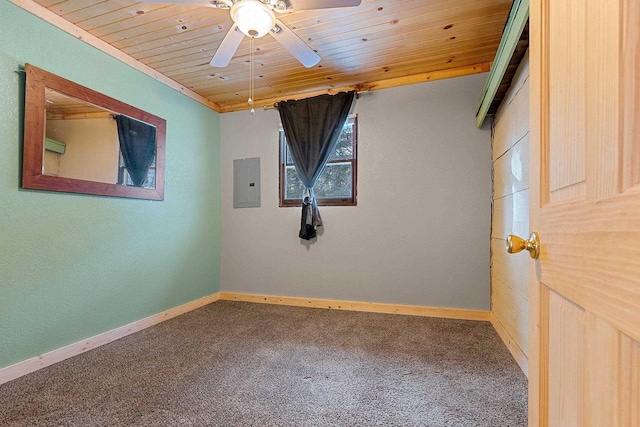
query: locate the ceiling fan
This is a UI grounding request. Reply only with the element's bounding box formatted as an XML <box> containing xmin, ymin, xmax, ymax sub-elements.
<box><xmin>137</xmin><ymin>0</ymin><xmax>362</xmax><ymax>68</ymax></box>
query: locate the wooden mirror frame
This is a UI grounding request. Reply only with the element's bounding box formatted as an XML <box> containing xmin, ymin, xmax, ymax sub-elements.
<box><xmin>22</xmin><ymin>64</ymin><xmax>166</xmax><ymax>200</ymax></box>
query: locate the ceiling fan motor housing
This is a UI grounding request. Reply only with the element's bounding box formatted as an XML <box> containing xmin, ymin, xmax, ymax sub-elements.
<box><xmin>230</xmin><ymin>0</ymin><xmax>276</xmax><ymax>38</ymax></box>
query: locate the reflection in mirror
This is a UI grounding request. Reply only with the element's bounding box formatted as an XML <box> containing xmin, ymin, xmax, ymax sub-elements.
<box><xmin>23</xmin><ymin>65</ymin><xmax>165</xmax><ymax>200</ymax></box>
<box><xmin>114</xmin><ymin>115</ymin><xmax>157</xmax><ymax>189</ymax></box>
<box><xmin>44</xmin><ymin>89</ymin><xmax>121</xmax><ymax>185</ymax></box>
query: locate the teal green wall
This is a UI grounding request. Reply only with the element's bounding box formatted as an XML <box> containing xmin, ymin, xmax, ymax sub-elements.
<box><xmin>0</xmin><ymin>1</ymin><xmax>221</xmax><ymax>370</ymax></box>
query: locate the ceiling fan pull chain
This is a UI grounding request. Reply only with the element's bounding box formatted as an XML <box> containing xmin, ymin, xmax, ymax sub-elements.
<box><xmin>249</xmin><ymin>36</ymin><xmax>255</xmax><ymax>115</ymax></box>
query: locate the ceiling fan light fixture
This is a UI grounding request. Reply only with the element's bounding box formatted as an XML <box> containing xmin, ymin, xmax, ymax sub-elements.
<box><xmin>231</xmin><ymin>0</ymin><xmax>276</xmax><ymax>38</ymax></box>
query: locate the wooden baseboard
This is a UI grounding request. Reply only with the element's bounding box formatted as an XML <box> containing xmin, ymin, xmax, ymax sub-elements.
<box><xmin>489</xmin><ymin>311</ymin><xmax>529</xmax><ymax>377</ymax></box>
<box><xmin>220</xmin><ymin>292</ymin><xmax>490</xmax><ymax>321</ymax></box>
<box><xmin>0</xmin><ymin>292</ymin><xmax>221</xmax><ymax>386</ymax></box>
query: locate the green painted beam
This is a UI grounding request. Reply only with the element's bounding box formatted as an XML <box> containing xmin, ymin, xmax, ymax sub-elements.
<box><xmin>45</xmin><ymin>137</ymin><xmax>66</xmax><ymax>154</ymax></box>
<box><xmin>475</xmin><ymin>0</ymin><xmax>529</xmax><ymax>128</ymax></box>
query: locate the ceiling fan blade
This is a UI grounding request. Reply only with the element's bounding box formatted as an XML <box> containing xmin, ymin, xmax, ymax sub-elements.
<box><xmin>286</xmin><ymin>0</ymin><xmax>361</xmax><ymax>10</ymax></box>
<box><xmin>270</xmin><ymin>20</ymin><xmax>320</xmax><ymax>68</ymax></box>
<box><xmin>210</xmin><ymin>24</ymin><xmax>245</xmax><ymax>67</ymax></box>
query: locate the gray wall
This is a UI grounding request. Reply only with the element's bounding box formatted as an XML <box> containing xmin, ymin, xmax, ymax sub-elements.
<box><xmin>220</xmin><ymin>73</ymin><xmax>492</xmax><ymax>310</ymax></box>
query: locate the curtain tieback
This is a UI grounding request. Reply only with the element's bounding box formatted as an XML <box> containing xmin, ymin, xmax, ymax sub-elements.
<box><xmin>303</xmin><ymin>188</ymin><xmax>316</xmax><ymax>226</ymax></box>
<box><xmin>303</xmin><ymin>188</ymin><xmax>314</xmax><ymax>205</ymax></box>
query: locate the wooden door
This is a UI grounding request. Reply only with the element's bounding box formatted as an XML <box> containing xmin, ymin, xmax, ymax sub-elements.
<box><xmin>529</xmin><ymin>0</ymin><xmax>640</xmax><ymax>425</ymax></box>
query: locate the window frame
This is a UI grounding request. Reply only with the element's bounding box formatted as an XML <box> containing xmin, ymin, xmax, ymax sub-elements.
<box><xmin>279</xmin><ymin>115</ymin><xmax>358</xmax><ymax>207</ymax></box>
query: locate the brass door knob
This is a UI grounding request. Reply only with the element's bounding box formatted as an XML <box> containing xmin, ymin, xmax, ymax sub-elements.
<box><xmin>506</xmin><ymin>232</ymin><xmax>540</xmax><ymax>259</ymax></box>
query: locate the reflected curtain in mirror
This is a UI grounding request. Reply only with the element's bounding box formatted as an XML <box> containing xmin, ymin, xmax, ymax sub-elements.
<box><xmin>115</xmin><ymin>115</ymin><xmax>157</xmax><ymax>187</ymax></box>
<box><xmin>277</xmin><ymin>90</ymin><xmax>356</xmax><ymax>240</ymax></box>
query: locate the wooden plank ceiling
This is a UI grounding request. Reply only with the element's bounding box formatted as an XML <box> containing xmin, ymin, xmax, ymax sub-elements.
<box><xmin>45</xmin><ymin>88</ymin><xmax>114</xmax><ymax>119</ymax></box>
<box><xmin>32</xmin><ymin>0</ymin><xmax>512</xmax><ymax>112</ymax></box>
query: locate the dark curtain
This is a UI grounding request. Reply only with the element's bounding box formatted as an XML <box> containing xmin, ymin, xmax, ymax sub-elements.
<box><xmin>278</xmin><ymin>91</ymin><xmax>356</xmax><ymax>240</ymax></box>
<box><xmin>115</xmin><ymin>115</ymin><xmax>157</xmax><ymax>187</ymax></box>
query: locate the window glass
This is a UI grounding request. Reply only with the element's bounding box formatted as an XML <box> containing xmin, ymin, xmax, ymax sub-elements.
<box><xmin>280</xmin><ymin>116</ymin><xmax>357</xmax><ymax>206</ymax></box>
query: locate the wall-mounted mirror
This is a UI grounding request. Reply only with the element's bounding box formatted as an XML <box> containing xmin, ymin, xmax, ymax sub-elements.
<box><xmin>22</xmin><ymin>64</ymin><xmax>166</xmax><ymax>200</ymax></box>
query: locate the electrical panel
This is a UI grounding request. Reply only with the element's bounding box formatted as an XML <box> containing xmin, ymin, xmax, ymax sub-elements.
<box><xmin>233</xmin><ymin>157</ymin><xmax>261</xmax><ymax>208</ymax></box>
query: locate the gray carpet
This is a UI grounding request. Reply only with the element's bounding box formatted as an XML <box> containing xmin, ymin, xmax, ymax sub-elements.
<box><xmin>0</xmin><ymin>301</ymin><xmax>527</xmax><ymax>426</ymax></box>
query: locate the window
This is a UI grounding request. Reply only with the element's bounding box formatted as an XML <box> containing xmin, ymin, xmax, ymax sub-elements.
<box><xmin>117</xmin><ymin>152</ymin><xmax>156</xmax><ymax>189</ymax></box>
<box><xmin>279</xmin><ymin>115</ymin><xmax>357</xmax><ymax>207</ymax></box>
